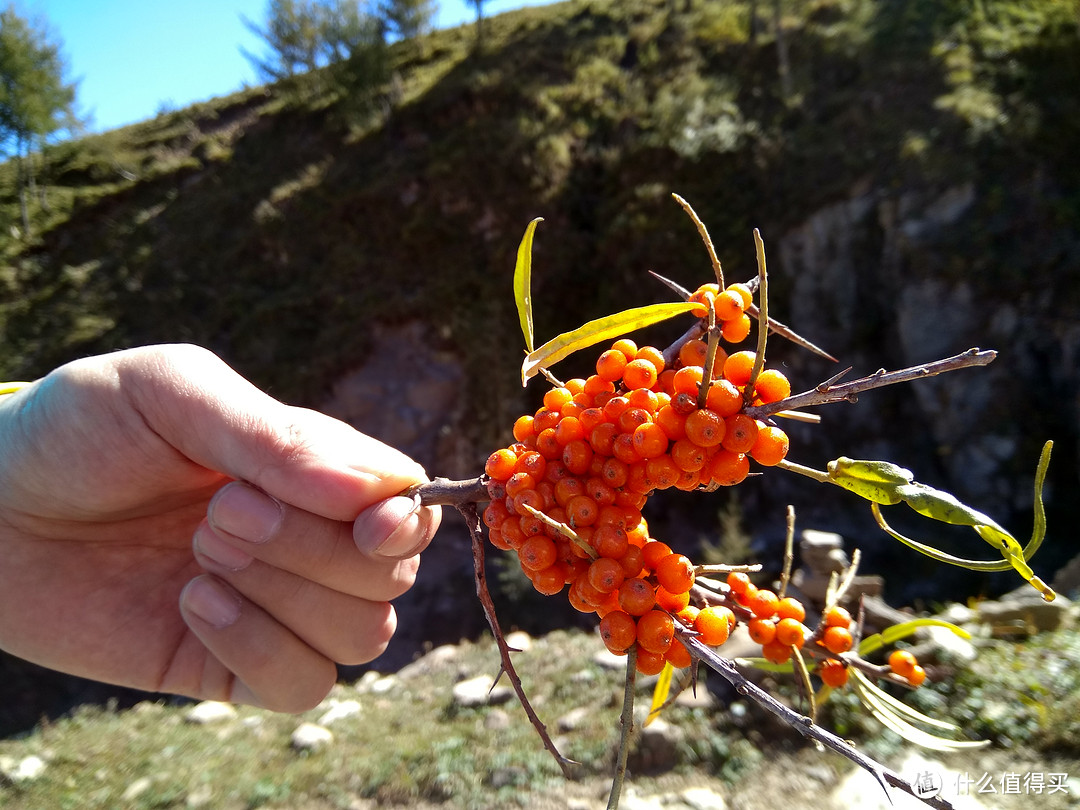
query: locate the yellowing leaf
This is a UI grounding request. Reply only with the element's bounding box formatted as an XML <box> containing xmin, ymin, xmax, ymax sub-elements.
<box><xmin>858</xmin><ymin>619</ymin><xmax>970</xmax><ymax>658</ymax></box>
<box><xmin>645</xmin><ymin>662</ymin><xmax>674</xmax><ymax>726</ymax></box>
<box><xmin>521</xmin><ymin>302</ymin><xmax>705</xmax><ymax>386</ymax></box>
<box><xmin>513</xmin><ymin>217</ymin><xmax>543</xmax><ymax>353</ymax></box>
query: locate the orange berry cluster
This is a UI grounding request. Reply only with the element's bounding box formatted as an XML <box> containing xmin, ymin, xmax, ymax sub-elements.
<box><xmin>481</xmin><ymin>281</ymin><xmax>799</xmax><ymax>675</ymax></box>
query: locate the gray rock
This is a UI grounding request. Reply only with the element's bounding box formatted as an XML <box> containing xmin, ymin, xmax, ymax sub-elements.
<box><xmin>317</xmin><ymin>698</ymin><xmax>362</xmax><ymax>726</ymax></box>
<box><xmin>451</xmin><ymin>674</ymin><xmax>513</xmax><ymax>708</ymax></box>
<box><xmin>290</xmin><ymin>722</ymin><xmax>333</xmax><ymax>752</ymax></box>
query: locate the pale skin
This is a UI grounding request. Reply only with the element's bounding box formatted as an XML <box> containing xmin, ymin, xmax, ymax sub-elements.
<box><xmin>0</xmin><ymin>344</ymin><xmax>441</xmax><ymax>713</ymax></box>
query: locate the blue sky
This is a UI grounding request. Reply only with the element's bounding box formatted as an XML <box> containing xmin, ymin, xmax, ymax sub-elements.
<box><xmin>27</xmin><ymin>0</ymin><xmax>554</xmax><ymax>134</ymax></box>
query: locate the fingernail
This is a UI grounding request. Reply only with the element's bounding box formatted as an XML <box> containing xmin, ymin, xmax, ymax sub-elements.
<box><xmin>194</xmin><ymin>523</ymin><xmax>253</xmax><ymax>572</ymax></box>
<box><xmin>209</xmin><ymin>482</ymin><xmax>282</xmax><ymax>544</ymax></box>
<box><xmin>354</xmin><ymin>495</ymin><xmax>434</xmax><ymax>559</ymax></box>
<box><xmin>182</xmin><ymin>576</ymin><xmax>241</xmax><ymax>629</ymax></box>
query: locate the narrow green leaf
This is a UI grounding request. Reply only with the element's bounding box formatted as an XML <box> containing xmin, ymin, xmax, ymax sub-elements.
<box><xmin>858</xmin><ymin>619</ymin><xmax>970</xmax><ymax>657</ymax></box>
<box><xmin>521</xmin><ymin>302</ymin><xmax>705</xmax><ymax>386</ymax></box>
<box><xmin>513</xmin><ymin>217</ymin><xmax>543</xmax><ymax>354</ymax></box>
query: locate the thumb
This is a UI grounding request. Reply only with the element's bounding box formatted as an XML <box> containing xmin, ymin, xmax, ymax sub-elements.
<box><xmin>120</xmin><ymin>344</ymin><xmax>427</xmax><ymax>520</ymax></box>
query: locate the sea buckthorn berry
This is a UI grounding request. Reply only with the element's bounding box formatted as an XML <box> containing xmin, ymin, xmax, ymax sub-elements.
<box><xmin>776</xmin><ymin>597</ymin><xmax>807</xmax><ymax>622</ymax></box>
<box><xmin>554</xmin><ymin>416</ymin><xmax>586</xmax><ymax>446</ymax></box>
<box><xmin>670</xmin><ymin>438</ymin><xmax>707</xmax><ymax>472</ymax></box>
<box><xmin>655</xmin><ymin>553</ymin><xmax>695</xmax><ymax>595</ymax></box>
<box><xmin>483</xmin><ymin>499</ymin><xmax>511</xmax><ymax>530</ymax></box>
<box><xmin>566</xmin><ymin>494</ymin><xmax>599</xmax><ymax>527</ymax></box>
<box><xmin>611</xmin><ymin>338</ymin><xmax>638</xmax><ymax>362</ymax></box>
<box><xmin>645</xmin><ymin>456</ymin><xmax>681</xmax><ymax>490</ymax></box>
<box><xmin>705</xmin><ymin>378</ymin><xmax>743</xmax><ymax>417</ymax></box>
<box><xmin>632</xmin><ymin>422</ymin><xmax>669</xmax><ymax>459</ymax></box>
<box><xmin>657</xmin><ymin>369</ymin><xmax>677</xmax><ymax>395</ymax></box>
<box><xmin>907</xmin><ymin>665</ymin><xmax>927</xmax><ymax>687</ymax></box>
<box><xmin>721</xmin><ymin>413</ymin><xmax>758</xmax><ymax>454</ymax></box>
<box><xmin>641</xmin><ymin>540</ymin><xmax>673</xmax><ymax>571</ymax></box>
<box><xmin>713</xmin><ymin>288</ymin><xmax>746</xmax><ymax>321</ymax></box>
<box><xmin>512</xmin><ymin>488</ymin><xmax>544</xmax><ymax>517</ymax></box>
<box><xmin>603</xmin><ymin>395</ymin><xmax>631</xmax><ymax>423</ymax></box>
<box><xmin>519</xmin><ymin>536</ymin><xmax>557</xmax><ymax>572</ymax></box>
<box><xmin>671</xmin><ymin>392</ymin><xmax>698</xmax><ymax>416</ymax></box>
<box><xmin>689</xmin><ymin>282</ymin><xmax>720</xmax><ymax>308</ymax></box>
<box><xmin>535</xmin><ymin>428</ymin><xmax>561</xmax><ymax>459</ymax></box>
<box><xmin>589</xmin><ymin>422</ymin><xmax>618</xmax><ymax>457</ymax></box>
<box><xmin>655</xmin><ymin>585</ymin><xmax>691</xmax><ymax>613</ymax></box>
<box><xmin>818</xmin><ymin>659</ymin><xmax>849</xmax><ymax>688</ymax></box>
<box><xmin>823</xmin><ymin>605</ymin><xmax>853</xmax><ymax>628</ymax></box>
<box><xmin>723</xmin><ymin>350</ymin><xmax>757</xmax><ymax>386</ymax></box>
<box><xmin>726</xmin><ymin>571</ymin><xmax>752</xmax><ymax>596</ymax></box>
<box><xmin>543</xmin><ymin>387</ymin><xmax>573</xmax><ymax>413</ymax></box>
<box><xmin>617</xmin><ymin>407</ymin><xmax>651</xmax><ymax>435</ymax></box>
<box><xmin>625</xmin><ymin>461</ymin><xmax>653</xmax><ymax>495</ymax></box>
<box><xmin>512</xmin><ymin>415</ymin><xmax>535</xmax><ymax>442</ymax></box>
<box><xmin>672</xmin><ymin>365</ymin><xmax>704</xmax><ymax>395</ymax></box>
<box><xmin>749</xmin><ymin>588</ymin><xmax>780</xmax><ymax>619</ymax></box>
<box><xmin>678</xmin><ymin>339</ymin><xmax>708</xmax><ymax>369</ymax></box>
<box><xmin>514</xmin><ymin>450</ymin><xmax>547</xmax><ymax>479</ymax></box>
<box><xmin>554</xmin><ymin>477</ymin><xmax>585</xmax><ymax>507</ymax></box>
<box><xmin>487</xmin><ymin>527</ymin><xmax>512</xmax><ymax>551</ymax></box>
<box><xmin>562</xmin><ymin>439</ymin><xmax>594</xmax><ymax>475</ymax></box>
<box><xmin>694</xmin><ymin>606</ymin><xmax>734</xmax><ymax>646</ymax></box>
<box><xmin>753</xmin><ymin>368</ymin><xmax>791</xmax><ymax>404</ymax></box>
<box><xmin>822</xmin><ymin>626</ymin><xmax>854</xmax><ymax>655</ymax></box>
<box><xmin>584</xmin><ymin>374</ymin><xmax>616</xmax><ymax>399</ymax></box>
<box><xmin>676</xmin><ymin>604</ymin><xmax>700</xmax><ymax>626</ymax></box>
<box><xmin>747</xmin><ymin>618</ymin><xmax>777</xmax><ymax>645</ymax></box>
<box><xmin>734</xmin><ymin>580</ymin><xmax>758</xmax><ymax>607</ymax></box>
<box><xmin>635</xmin><ymin>647</ymin><xmax>668</xmax><ymax>675</ymax></box>
<box><xmin>888</xmin><ymin>649</ymin><xmax>918</xmax><ymax>679</ymax></box>
<box><xmin>761</xmin><ymin>640</ymin><xmax>793</xmax><ymax>664</ymax></box>
<box><xmin>618</xmin><ymin>577</ymin><xmax>657</xmax><ymax>616</ymax></box>
<box><xmin>750</xmin><ymin>424</ymin><xmax>790</xmax><ymax>466</ymax></box>
<box><xmin>593</xmin><ymin>524</ymin><xmax>630</xmax><ymax>559</ymax></box>
<box><xmin>726</xmin><ymin>282</ymin><xmax>753</xmax><ymax>309</ymax></box>
<box><xmin>533</xmin><ymin>408</ymin><xmax>561</xmax><ymax>433</ymax></box>
<box><xmin>685</xmin><ymin>408</ymin><xmax>726</xmax><ymax>447</ymax></box>
<box><xmin>619</xmin><ymin>544</ymin><xmax>645</xmax><ymax>578</ymax></box>
<box><xmin>634</xmin><ymin>345</ymin><xmax>666</xmax><ymax>375</ymax></box>
<box><xmin>579</xmin><ymin>407</ymin><xmax>606</xmax><ymax>433</ymax></box>
<box><xmin>596</xmin><ymin>349</ymin><xmax>629</xmax><ymax>382</ymax></box>
<box><xmin>623</xmin><ymin>358</ymin><xmax>658</xmax><ymax>390</ymax></box>
<box><xmin>505</xmin><ymin>471</ymin><xmax>536</xmax><ymax>499</ymax></box>
<box><xmin>721</xmin><ymin>313</ymin><xmax>752</xmax><ymax>343</ymax></box>
<box><xmin>599</xmin><ymin>610</ymin><xmax>637</xmax><ymax>653</ymax></box>
<box><xmin>775</xmin><ymin>618</ymin><xmax>808</xmax><ymax>648</ymax></box>
<box><xmin>627</xmin><ymin>387</ymin><xmax>659</xmax><ymax>413</ymax></box>
<box><xmin>565</xmin><ymin>378</ymin><xmax>586</xmax><ymax>395</ymax></box>
<box><xmin>485</xmin><ymin>448</ymin><xmax>518</xmax><ymax>480</ymax></box>
<box><xmin>588</xmin><ymin>557</ymin><xmax>626</xmax><ymax>593</ymax></box>
<box><xmin>707</xmin><ymin>449</ymin><xmax>750</xmax><ymax>487</ymax></box>
<box><xmin>637</xmin><ymin>610</ymin><xmax>675</xmax><ymax>654</ymax></box>
<box><xmin>665</xmin><ymin>640</ymin><xmax>693</xmax><ymax>669</ymax></box>
<box><xmin>655</xmin><ymin>405</ymin><xmax>687</xmax><ymax>441</ymax></box>
<box><xmin>531</xmin><ymin>565</ymin><xmax>566</xmax><ymax>596</ymax></box>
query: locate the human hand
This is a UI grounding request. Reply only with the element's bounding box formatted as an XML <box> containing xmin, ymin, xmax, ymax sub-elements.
<box><xmin>0</xmin><ymin>344</ymin><xmax>440</xmax><ymax>712</ymax></box>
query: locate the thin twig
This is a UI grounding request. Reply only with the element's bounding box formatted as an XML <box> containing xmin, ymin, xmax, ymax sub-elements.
<box><xmin>745</xmin><ymin>349</ymin><xmax>997</xmax><ymax>421</ymax></box>
<box><xmin>745</xmin><ymin>228</ymin><xmax>770</xmax><ymax>407</ymax></box>
<box><xmin>460</xmin><ymin>502</ymin><xmax>576</xmax><ymax>778</ymax></box>
<box><xmin>677</xmin><ymin>628</ymin><xmax>956</xmax><ymax>810</ymax></box>
<box><xmin>606</xmin><ymin>647</ymin><xmax>638</xmax><ymax>810</ymax></box>
<box><xmin>672</xmin><ymin>193</ymin><xmax>724</xmax><ymax>288</ymax></box>
<box><xmin>410</xmin><ymin>476</ymin><xmax>489</xmax><ymax>507</ymax></box>
<box><xmin>778</xmin><ymin>505</ymin><xmax>795</xmax><ymax>599</ymax></box>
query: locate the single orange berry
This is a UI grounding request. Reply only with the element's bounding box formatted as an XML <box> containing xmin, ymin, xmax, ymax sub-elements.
<box><xmin>655</xmin><ymin>585</ymin><xmax>690</xmax><ymax>613</ymax></box>
<box><xmin>775</xmin><ymin>617</ymin><xmax>808</xmax><ymax>648</ymax></box>
<box><xmin>907</xmin><ymin>665</ymin><xmax>927</xmax><ymax>687</ymax></box>
<box><xmin>485</xmin><ymin>448</ymin><xmax>518</xmax><ymax>481</ymax></box>
<box><xmin>694</xmin><ymin>606</ymin><xmax>734</xmax><ymax>646</ymax></box>
<box><xmin>633</xmin><ymin>422</ymin><xmax>670</xmax><ymax>459</ymax></box>
<box><xmin>823</xmin><ymin>605</ymin><xmax>852</xmax><ymax>628</ymax></box>
<box><xmin>627</xmin><ymin>387</ymin><xmax>659</xmax><ymax>414</ymax></box>
<box><xmin>635</xmin><ymin>646</ymin><xmax>668</xmax><ymax>675</ymax></box>
<box><xmin>726</xmin><ymin>283</ymin><xmax>753</xmax><ymax>309</ymax></box>
<box><xmin>761</xmin><ymin>640</ymin><xmax>793</xmax><ymax>664</ymax></box>
<box><xmin>596</xmin><ymin>349</ymin><xmax>629</xmax><ymax>382</ymax></box>
<box><xmin>721</xmin><ymin>313</ymin><xmax>752</xmax><ymax>343</ymax></box>
<box><xmin>721</xmin><ymin>413</ymin><xmax>759</xmax><ymax>454</ymax></box>
<box><xmin>665</xmin><ymin>639</ymin><xmax>693</xmax><ymax>669</ymax></box>
<box><xmin>618</xmin><ymin>544</ymin><xmax>645</xmax><ymax>578</ymax></box>
<box><xmin>531</xmin><ymin>565</ymin><xmax>566</xmax><ymax>595</ymax></box>
<box><xmin>641</xmin><ymin>540</ymin><xmax>673</xmax><ymax>571</ymax></box>
<box><xmin>562</xmin><ymin>439</ymin><xmax>594</xmax><ymax>476</ymax></box>
<box><xmin>818</xmin><ymin>659</ymin><xmax>849</xmax><ymax>688</ymax></box>
<box><xmin>713</xmin><ymin>289</ymin><xmax>746</xmax><ymax>321</ymax></box>
<box><xmin>747</xmin><ymin>618</ymin><xmax>777</xmax><ymax>645</ymax></box>
<box><xmin>749</xmin><ymin>588</ymin><xmax>780</xmax><ymax>619</ymax></box>
<box><xmin>705</xmin><ymin>378</ymin><xmax>743</xmax><ymax>417</ymax></box>
<box><xmin>685</xmin><ymin>408</ymin><xmax>726</xmax><ymax>447</ymax></box>
<box><xmin>672</xmin><ymin>365</ymin><xmax>704</xmax><ymax>396</ymax></box>
<box><xmin>616</xmin><ymin>407</ymin><xmax>651</xmax><ymax>435</ymax></box>
<box><xmin>776</xmin><ymin>596</ymin><xmax>806</xmax><ymax>622</ymax></box>
<box><xmin>750</xmin><ymin>424</ymin><xmax>789</xmax><ymax>466</ymax></box>
<box><xmin>634</xmin><ymin>345</ymin><xmax>666</xmax><ymax>375</ymax></box>
<box><xmin>554</xmin><ymin>415</ymin><xmax>586</xmax><ymax>446</ymax></box>
<box><xmin>822</xmin><ymin>625</ymin><xmax>854</xmax><ymax>655</ymax></box>
<box><xmin>726</xmin><ymin>571</ymin><xmax>752</xmax><ymax>597</ymax></box>
<box><xmin>504</xmin><ymin>471</ymin><xmax>536</xmax><ymax>499</ymax></box>
<box><xmin>519</xmin><ymin>535</ymin><xmax>557</xmax><ymax>572</ymax></box>
<box><xmin>645</xmin><ymin>456</ymin><xmax>681</xmax><ymax>490</ymax></box>
<box><xmin>611</xmin><ymin>338</ymin><xmax>638</xmax><ymax>362</ymax></box>
<box><xmin>618</xmin><ymin>577</ymin><xmax>657</xmax><ymax>616</ymax></box>
<box><xmin>623</xmin><ymin>358</ymin><xmax>659</xmax><ymax>390</ymax></box>
<box><xmin>512</xmin><ymin>415</ymin><xmax>536</xmax><ymax>442</ymax></box>
<box><xmin>593</xmin><ymin>524</ymin><xmax>630</xmax><ymax>559</ymax></box>
<box><xmin>707</xmin><ymin>449</ymin><xmax>750</xmax><ymax>487</ymax></box>
<box><xmin>599</xmin><ymin>610</ymin><xmax>637</xmax><ymax>653</ymax></box>
<box><xmin>655</xmin><ymin>553</ymin><xmax>695</xmax><ymax>595</ymax></box>
<box><xmin>753</xmin><ymin>368</ymin><xmax>791</xmax><ymax>404</ymax></box>
<box><xmin>723</xmin><ymin>350</ymin><xmax>757</xmax><ymax>386</ymax></box>
<box><xmin>688</xmin><ymin>283</ymin><xmax>720</xmax><ymax>309</ymax></box>
<box><xmin>678</xmin><ymin>339</ymin><xmax>708</xmax><ymax>369</ymax></box>
<box><xmin>588</xmin><ymin>556</ymin><xmax>627</xmax><ymax>593</ymax></box>
<box><xmin>670</xmin><ymin>438</ymin><xmax>708</xmax><ymax>472</ymax></box>
<box><xmin>566</xmin><ymin>494</ymin><xmax>600</xmax><ymax>527</ymax></box>
<box><xmin>543</xmin><ymin>387</ymin><xmax>573</xmax><ymax>413</ymax></box>
<box><xmin>637</xmin><ymin>609</ymin><xmax>675</xmax><ymax>654</ymax></box>
<box><xmin>888</xmin><ymin>649</ymin><xmax>918</xmax><ymax>679</ymax></box>
<box><xmin>654</xmin><ymin>404</ymin><xmax>688</xmax><ymax>441</ymax></box>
